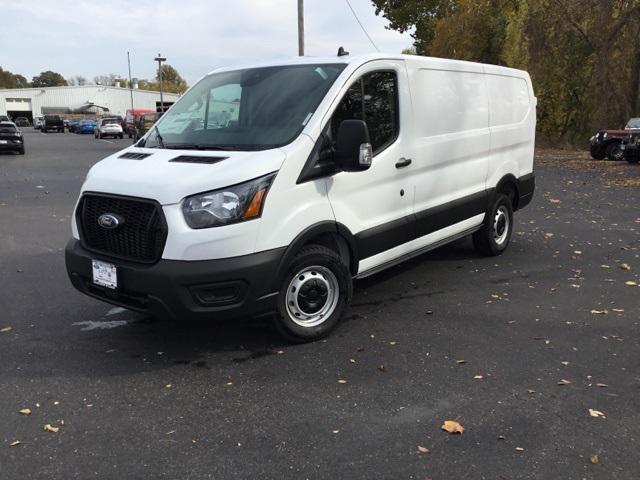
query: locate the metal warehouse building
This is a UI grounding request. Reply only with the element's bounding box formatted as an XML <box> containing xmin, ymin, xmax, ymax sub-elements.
<box><xmin>0</xmin><ymin>85</ymin><xmax>180</xmax><ymax>122</ymax></box>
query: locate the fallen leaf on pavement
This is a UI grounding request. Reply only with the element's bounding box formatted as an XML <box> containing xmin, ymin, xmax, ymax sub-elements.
<box><xmin>515</xmin><ymin>447</ymin><xmax>525</xmax><ymax>452</ymax></box>
<box><xmin>590</xmin><ymin>454</ymin><xmax>600</xmax><ymax>464</ymax></box>
<box><xmin>9</xmin><ymin>441</ymin><xmax>21</xmax><ymax>447</ymax></box>
<box><xmin>43</xmin><ymin>424</ymin><xmax>59</xmax><ymax>433</ymax></box>
<box><xmin>337</xmin><ymin>379</ymin><xmax>347</xmax><ymax>384</ymax></box>
<box><xmin>377</xmin><ymin>365</ymin><xmax>388</xmax><ymax>373</ymax></box>
<box><xmin>595</xmin><ymin>383</ymin><xmax>608</xmax><ymax>388</ymax></box>
<box><xmin>441</xmin><ymin>420</ymin><xmax>464</xmax><ymax>434</ymax></box>
<box><xmin>619</xmin><ymin>263</ymin><xmax>631</xmax><ymax>270</ymax></box>
<box><xmin>417</xmin><ymin>445</ymin><xmax>430</xmax><ymax>454</ymax></box>
<box><xmin>590</xmin><ymin>309</ymin><xmax>608</xmax><ymax>315</ymax></box>
<box><xmin>455</xmin><ymin>359</ymin><xmax>466</xmax><ymax>364</ymax></box>
<box><xmin>527</xmin><ymin>389</ymin><xmax>537</xmax><ymax>394</ymax></box>
<box><xmin>18</xmin><ymin>408</ymin><xmax>31</xmax><ymax>416</ymax></box>
<box><xmin>474</xmin><ymin>375</ymin><xmax>483</xmax><ymax>379</ymax></box>
<box><xmin>625</xmin><ymin>281</ymin><xmax>638</xmax><ymax>286</ymax></box>
<box><xmin>588</xmin><ymin>409</ymin><xmax>605</xmax><ymax>418</ymax></box>
<box><xmin>558</xmin><ymin>379</ymin><xmax>572</xmax><ymax>386</ymax></box>
<box><xmin>0</xmin><ymin>326</ymin><xmax>12</xmax><ymax>333</ymax></box>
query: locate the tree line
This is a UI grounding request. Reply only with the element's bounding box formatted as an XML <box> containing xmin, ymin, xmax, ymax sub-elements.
<box><xmin>373</xmin><ymin>0</ymin><xmax>640</xmax><ymax>144</ymax></box>
<box><xmin>0</xmin><ymin>65</ymin><xmax>188</xmax><ymax>94</ymax></box>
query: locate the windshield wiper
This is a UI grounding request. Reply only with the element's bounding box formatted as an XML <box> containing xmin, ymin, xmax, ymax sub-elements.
<box><xmin>152</xmin><ymin>125</ymin><xmax>166</xmax><ymax>149</ymax></box>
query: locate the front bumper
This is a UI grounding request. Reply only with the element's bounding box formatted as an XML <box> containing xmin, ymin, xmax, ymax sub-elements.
<box><xmin>0</xmin><ymin>139</ymin><xmax>23</xmax><ymax>150</ymax></box>
<box><xmin>624</xmin><ymin>144</ymin><xmax>640</xmax><ymax>162</ymax></box>
<box><xmin>65</xmin><ymin>239</ymin><xmax>285</xmax><ymax>321</ymax></box>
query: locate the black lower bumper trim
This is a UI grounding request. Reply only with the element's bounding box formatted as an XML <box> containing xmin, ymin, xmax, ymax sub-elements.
<box><xmin>517</xmin><ymin>172</ymin><xmax>535</xmax><ymax>210</ymax></box>
<box><xmin>65</xmin><ymin>239</ymin><xmax>285</xmax><ymax>321</ymax></box>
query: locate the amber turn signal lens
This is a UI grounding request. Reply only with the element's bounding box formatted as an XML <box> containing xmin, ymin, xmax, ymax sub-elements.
<box><xmin>242</xmin><ymin>188</ymin><xmax>267</xmax><ymax>219</ymax></box>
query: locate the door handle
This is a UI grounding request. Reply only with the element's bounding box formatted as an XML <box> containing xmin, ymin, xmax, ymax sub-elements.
<box><xmin>395</xmin><ymin>157</ymin><xmax>412</xmax><ymax>168</ymax></box>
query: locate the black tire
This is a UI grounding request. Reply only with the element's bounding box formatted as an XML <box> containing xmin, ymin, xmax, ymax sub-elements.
<box><xmin>606</xmin><ymin>142</ymin><xmax>624</xmax><ymax>161</ymax></box>
<box><xmin>18</xmin><ymin>147</ymin><xmax>25</xmax><ymax>155</ymax></box>
<box><xmin>119</xmin><ymin>134</ymin><xmax>124</xmax><ymax>139</ymax></box>
<box><xmin>590</xmin><ymin>144</ymin><xmax>606</xmax><ymax>160</ymax></box>
<box><xmin>473</xmin><ymin>193</ymin><xmax>514</xmax><ymax>256</ymax></box>
<box><xmin>274</xmin><ymin>245</ymin><xmax>352</xmax><ymax>342</ymax></box>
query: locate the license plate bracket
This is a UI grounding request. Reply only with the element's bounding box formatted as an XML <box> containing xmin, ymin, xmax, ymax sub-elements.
<box><xmin>92</xmin><ymin>260</ymin><xmax>117</xmax><ymax>289</ymax></box>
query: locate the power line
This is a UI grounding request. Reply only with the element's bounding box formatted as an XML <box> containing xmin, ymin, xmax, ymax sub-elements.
<box><xmin>344</xmin><ymin>0</ymin><xmax>380</xmax><ymax>52</ymax></box>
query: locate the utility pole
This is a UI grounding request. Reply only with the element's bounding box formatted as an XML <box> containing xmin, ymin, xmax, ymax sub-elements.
<box><xmin>127</xmin><ymin>51</ymin><xmax>135</xmax><ymax>144</ymax></box>
<box><xmin>154</xmin><ymin>53</ymin><xmax>167</xmax><ymax>112</ymax></box>
<box><xmin>297</xmin><ymin>0</ymin><xmax>304</xmax><ymax>56</ymax></box>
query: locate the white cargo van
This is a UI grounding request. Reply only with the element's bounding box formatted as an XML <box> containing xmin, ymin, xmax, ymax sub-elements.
<box><xmin>66</xmin><ymin>53</ymin><xmax>535</xmax><ymax>341</ymax></box>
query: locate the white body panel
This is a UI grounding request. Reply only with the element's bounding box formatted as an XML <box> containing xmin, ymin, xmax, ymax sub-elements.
<box><xmin>72</xmin><ymin>53</ymin><xmax>536</xmax><ymax>275</ymax></box>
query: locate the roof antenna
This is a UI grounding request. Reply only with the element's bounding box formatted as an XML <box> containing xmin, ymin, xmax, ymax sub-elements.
<box><xmin>337</xmin><ymin>46</ymin><xmax>349</xmax><ymax>57</ymax></box>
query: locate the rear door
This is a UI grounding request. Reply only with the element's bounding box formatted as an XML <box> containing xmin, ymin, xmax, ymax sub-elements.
<box><xmin>323</xmin><ymin>60</ymin><xmax>414</xmax><ymax>274</ymax></box>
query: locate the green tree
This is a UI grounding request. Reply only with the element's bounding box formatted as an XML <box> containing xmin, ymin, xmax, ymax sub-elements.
<box><xmin>31</xmin><ymin>70</ymin><xmax>68</xmax><ymax>87</ymax></box>
<box><xmin>156</xmin><ymin>64</ymin><xmax>188</xmax><ymax>94</ymax></box>
<box><xmin>0</xmin><ymin>67</ymin><xmax>30</xmax><ymax>88</ymax></box>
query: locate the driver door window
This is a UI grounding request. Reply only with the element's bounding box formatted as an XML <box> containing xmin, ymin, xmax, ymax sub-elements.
<box><xmin>326</xmin><ymin>70</ymin><xmax>398</xmax><ymax>156</ymax></box>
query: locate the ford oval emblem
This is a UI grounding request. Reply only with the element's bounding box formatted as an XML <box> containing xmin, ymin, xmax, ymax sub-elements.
<box><xmin>98</xmin><ymin>213</ymin><xmax>122</xmax><ymax>229</ymax></box>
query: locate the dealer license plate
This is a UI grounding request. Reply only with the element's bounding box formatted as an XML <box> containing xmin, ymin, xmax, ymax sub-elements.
<box><xmin>92</xmin><ymin>260</ymin><xmax>117</xmax><ymax>289</ymax></box>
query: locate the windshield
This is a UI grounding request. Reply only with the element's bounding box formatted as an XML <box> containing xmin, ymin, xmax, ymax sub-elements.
<box><xmin>0</xmin><ymin>124</ymin><xmax>17</xmax><ymax>131</ymax></box>
<box><xmin>142</xmin><ymin>63</ymin><xmax>346</xmax><ymax>151</ymax></box>
<box><xmin>626</xmin><ymin>118</ymin><xmax>640</xmax><ymax>129</ymax></box>
<box><xmin>102</xmin><ymin>119</ymin><xmax>118</xmax><ymax>125</ymax></box>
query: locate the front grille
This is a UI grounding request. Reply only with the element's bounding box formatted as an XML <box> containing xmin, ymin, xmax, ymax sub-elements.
<box><xmin>78</xmin><ymin>193</ymin><xmax>167</xmax><ymax>263</ymax></box>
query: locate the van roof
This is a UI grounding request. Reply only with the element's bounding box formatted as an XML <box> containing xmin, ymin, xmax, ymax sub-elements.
<box><xmin>205</xmin><ymin>53</ymin><xmax>529</xmax><ymax>78</ymax></box>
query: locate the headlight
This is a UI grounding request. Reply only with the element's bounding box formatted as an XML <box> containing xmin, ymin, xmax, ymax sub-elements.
<box><xmin>182</xmin><ymin>173</ymin><xmax>276</xmax><ymax>229</ymax></box>
<box><xmin>603</xmin><ymin>132</ymin><xmax>608</xmax><ymax>139</ymax></box>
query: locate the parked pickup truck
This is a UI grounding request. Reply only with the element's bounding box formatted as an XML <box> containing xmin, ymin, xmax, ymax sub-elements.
<box><xmin>590</xmin><ymin>118</ymin><xmax>640</xmax><ymax>160</ymax></box>
<box><xmin>42</xmin><ymin>115</ymin><xmax>65</xmax><ymax>133</ymax></box>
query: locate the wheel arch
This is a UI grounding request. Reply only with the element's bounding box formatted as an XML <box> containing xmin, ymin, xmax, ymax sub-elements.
<box><xmin>273</xmin><ymin>222</ymin><xmax>358</xmax><ymax>290</ymax></box>
<box><xmin>495</xmin><ymin>174</ymin><xmax>520</xmax><ymax>210</ymax></box>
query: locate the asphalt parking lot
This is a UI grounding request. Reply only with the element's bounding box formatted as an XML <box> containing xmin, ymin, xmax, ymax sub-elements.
<box><xmin>1</xmin><ymin>130</ymin><xmax>639</xmax><ymax>479</ymax></box>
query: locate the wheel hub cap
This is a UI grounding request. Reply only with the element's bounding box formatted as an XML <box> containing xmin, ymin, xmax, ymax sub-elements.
<box><xmin>285</xmin><ymin>266</ymin><xmax>339</xmax><ymax>327</ymax></box>
<box><xmin>493</xmin><ymin>206</ymin><xmax>510</xmax><ymax>246</ymax></box>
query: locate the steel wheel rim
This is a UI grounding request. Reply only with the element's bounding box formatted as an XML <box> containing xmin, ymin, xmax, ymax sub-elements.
<box><xmin>285</xmin><ymin>266</ymin><xmax>339</xmax><ymax>327</ymax></box>
<box><xmin>493</xmin><ymin>206</ymin><xmax>510</xmax><ymax>246</ymax></box>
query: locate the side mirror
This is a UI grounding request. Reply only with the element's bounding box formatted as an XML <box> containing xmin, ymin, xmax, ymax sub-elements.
<box><xmin>335</xmin><ymin>119</ymin><xmax>373</xmax><ymax>172</ymax></box>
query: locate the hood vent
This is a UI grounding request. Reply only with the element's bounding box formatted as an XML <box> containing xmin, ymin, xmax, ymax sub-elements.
<box><xmin>169</xmin><ymin>155</ymin><xmax>228</xmax><ymax>164</ymax></box>
<box><xmin>119</xmin><ymin>152</ymin><xmax>152</xmax><ymax>160</ymax></box>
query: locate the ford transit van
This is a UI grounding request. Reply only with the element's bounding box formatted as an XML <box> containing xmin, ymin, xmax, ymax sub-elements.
<box><xmin>65</xmin><ymin>53</ymin><xmax>536</xmax><ymax>341</ymax></box>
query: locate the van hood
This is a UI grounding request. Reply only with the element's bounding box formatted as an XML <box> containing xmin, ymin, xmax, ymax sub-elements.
<box><xmin>82</xmin><ymin>147</ymin><xmax>286</xmax><ymax>205</ymax></box>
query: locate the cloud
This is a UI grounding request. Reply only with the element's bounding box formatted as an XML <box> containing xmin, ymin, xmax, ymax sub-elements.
<box><xmin>0</xmin><ymin>0</ymin><xmax>413</xmax><ymax>85</ymax></box>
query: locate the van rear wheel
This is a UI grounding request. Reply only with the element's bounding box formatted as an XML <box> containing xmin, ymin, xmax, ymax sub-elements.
<box><xmin>274</xmin><ymin>245</ymin><xmax>352</xmax><ymax>342</ymax></box>
<box><xmin>473</xmin><ymin>193</ymin><xmax>513</xmax><ymax>256</ymax></box>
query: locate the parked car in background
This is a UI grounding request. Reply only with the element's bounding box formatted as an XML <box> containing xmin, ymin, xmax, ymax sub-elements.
<box><xmin>0</xmin><ymin>121</ymin><xmax>25</xmax><ymax>154</ymax></box>
<box><xmin>623</xmin><ymin>129</ymin><xmax>640</xmax><ymax>164</ymax></box>
<box><xmin>34</xmin><ymin>116</ymin><xmax>44</xmax><ymax>130</ymax></box>
<box><xmin>95</xmin><ymin>118</ymin><xmax>124</xmax><ymax>139</ymax></box>
<box><xmin>42</xmin><ymin>115</ymin><xmax>65</xmax><ymax>133</ymax></box>
<box><xmin>76</xmin><ymin>119</ymin><xmax>97</xmax><ymax>134</ymax></box>
<box><xmin>590</xmin><ymin>117</ymin><xmax>640</xmax><ymax>160</ymax></box>
<box><xmin>134</xmin><ymin>112</ymin><xmax>162</xmax><ymax>141</ymax></box>
<box><xmin>124</xmin><ymin>109</ymin><xmax>155</xmax><ymax>138</ymax></box>
<box><xmin>0</xmin><ymin>115</ymin><xmax>10</xmax><ymax>122</ymax></box>
<box><xmin>14</xmin><ymin>117</ymin><xmax>30</xmax><ymax>127</ymax></box>
<box><xmin>68</xmin><ymin>119</ymin><xmax>81</xmax><ymax>133</ymax></box>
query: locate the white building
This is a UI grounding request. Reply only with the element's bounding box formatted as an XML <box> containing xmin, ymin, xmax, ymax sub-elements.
<box><xmin>0</xmin><ymin>85</ymin><xmax>180</xmax><ymax>122</ymax></box>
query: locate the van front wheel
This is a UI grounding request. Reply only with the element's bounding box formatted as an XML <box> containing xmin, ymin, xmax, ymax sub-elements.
<box><xmin>274</xmin><ymin>245</ymin><xmax>352</xmax><ymax>342</ymax></box>
<box><xmin>473</xmin><ymin>193</ymin><xmax>513</xmax><ymax>256</ymax></box>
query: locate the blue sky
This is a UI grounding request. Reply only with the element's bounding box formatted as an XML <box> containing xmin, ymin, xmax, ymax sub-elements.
<box><xmin>0</xmin><ymin>0</ymin><xmax>413</xmax><ymax>86</ymax></box>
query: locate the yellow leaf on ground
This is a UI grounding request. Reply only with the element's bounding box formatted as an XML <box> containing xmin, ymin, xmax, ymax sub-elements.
<box><xmin>515</xmin><ymin>447</ymin><xmax>525</xmax><ymax>452</ymax></box>
<box><xmin>337</xmin><ymin>379</ymin><xmax>347</xmax><ymax>384</ymax></box>
<box><xmin>441</xmin><ymin>420</ymin><xmax>464</xmax><ymax>434</ymax></box>
<box><xmin>9</xmin><ymin>441</ymin><xmax>21</xmax><ymax>447</ymax></box>
<box><xmin>588</xmin><ymin>409</ymin><xmax>605</xmax><ymax>418</ymax></box>
<box><xmin>590</xmin><ymin>309</ymin><xmax>608</xmax><ymax>315</ymax></box>
<box><xmin>43</xmin><ymin>424</ymin><xmax>59</xmax><ymax>433</ymax></box>
<box><xmin>558</xmin><ymin>379</ymin><xmax>572</xmax><ymax>385</ymax></box>
<box><xmin>18</xmin><ymin>408</ymin><xmax>31</xmax><ymax>416</ymax></box>
<box><xmin>625</xmin><ymin>281</ymin><xmax>638</xmax><ymax>286</ymax></box>
<box><xmin>417</xmin><ymin>445</ymin><xmax>430</xmax><ymax>453</ymax></box>
<box><xmin>0</xmin><ymin>326</ymin><xmax>12</xmax><ymax>333</ymax></box>
<box><xmin>590</xmin><ymin>454</ymin><xmax>600</xmax><ymax>464</ymax></box>
<box><xmin>619</xmin><ymin>263</ymin><xmax>631</xmax><ymax>270</ymax></box>
<box><xmin>455</xmin><ymin>359</ymin><xmax>466</xmax><ymax>364</ymax></box>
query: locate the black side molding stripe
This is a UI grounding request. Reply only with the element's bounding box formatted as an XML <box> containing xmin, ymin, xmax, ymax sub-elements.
<box><xmin>355</xmin><ymin>189</ymin><xmax>488</xmax><ymax>261</ymax></box>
